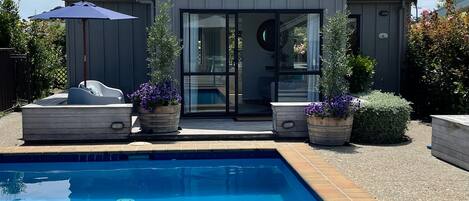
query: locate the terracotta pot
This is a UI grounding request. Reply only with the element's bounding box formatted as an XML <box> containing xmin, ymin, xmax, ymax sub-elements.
<box><xmin>307</xmin><ymin>115</ymin><xmax>353</xmax><ymax>146</ymax></box>
<box><xmin>138</xmin><ymin>104</ymin><xmax>180</xmax><ymax>133</ymax></box>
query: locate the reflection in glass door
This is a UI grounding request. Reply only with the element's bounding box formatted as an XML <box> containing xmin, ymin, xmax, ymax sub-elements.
<box><xmin>277</xmin><ymin>13</ymin><xmax>321</xmax><ymax>102</ymax></box>
<box><xmin>182</xmin><ymin>13</ymin><xmax>236</xmax><ymax>114</ymax></box>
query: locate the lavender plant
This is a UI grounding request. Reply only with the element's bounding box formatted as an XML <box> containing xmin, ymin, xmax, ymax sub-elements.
<box><xmin>305</xmin><ymin>95</ymin><xmax>360</xmax><ymax>119</ymax></box>
<box><xmin>128</xmin><ymin>81</ymin><xmax>181</xmax><ymax>111</ymax></box>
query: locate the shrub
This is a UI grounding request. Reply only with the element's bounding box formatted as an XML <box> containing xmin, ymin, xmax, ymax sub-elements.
<box><xmin>348</xmin><ymin>55</ymin><xmax>376</xmax><ymax>93</ymax></box>
<box><xmin>404</xmin><ymin>0</ymin><xmax>469</xmax><ymax>117</ymax></box>
<box><xmin>25</xmin><ymin>20</ymin><xmax>65</xmax><ymax>99</ymax></box>
<box><xmin>352</xmin><ymin>91</ymin><xmax>412</xmax><ymax>144</ymax></box>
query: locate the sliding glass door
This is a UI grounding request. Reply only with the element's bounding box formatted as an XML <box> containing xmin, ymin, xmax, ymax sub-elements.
<box><xmin>182</xmin><ymin>13</ymin><xmax>236</xmax><ymax>114</ymax></box>
<box><xmin>181</xmin><ymin>11</ymin><xmax>322</xmax><ymax>116</ymax></box>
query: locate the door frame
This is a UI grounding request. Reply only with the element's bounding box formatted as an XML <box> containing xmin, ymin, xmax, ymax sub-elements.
<box><xmin>179</xmin><ymin>9</ymin><xmax>324</xmax><ymax>117</ymax></box>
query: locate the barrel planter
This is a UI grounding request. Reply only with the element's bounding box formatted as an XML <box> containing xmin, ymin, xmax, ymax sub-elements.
<box><xmin>138</xmin><ymin>104</ymin><xmax>181</xmax><ymax>133</ymax></box>
<box><xmin>307</xmin><ymin>116</ymin><xmax>353</xmax><ymax>146</ymax></box>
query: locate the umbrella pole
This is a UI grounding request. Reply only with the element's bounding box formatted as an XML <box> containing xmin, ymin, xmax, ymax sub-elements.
<box><xmin>82</xmin><ymin>19</ymin><xmax>87</xmax><ymax>88</ymax></box>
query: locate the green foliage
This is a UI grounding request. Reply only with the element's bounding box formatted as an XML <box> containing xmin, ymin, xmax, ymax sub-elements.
<box><xmin>0</xmin><ymin>0</ymin><xmax>66</xmax><ymax>100</ymax></box>
<box><xmin>147</xmin><ymin>1</ymin><xmax>181</xmax><ymax>84</ymax></box>
<box><xmin>320</xmin><ymin>11</ymin><xmax>352</xmax><ymax>99</ymax></box>
<box><xmin>0</xmin><ymin>0</ymin><xmax>26</xmax><ymax>52</ymax></box>
<box><xmin>25</xmin><ymin>20</ymin><xmax>65</xmax><ymax>99</ymax></box>
<box><xmin>348</xmin><ymin>55</ymin><xmax>376</xmax><ymax>93</ymax></box>
<box><xmin>352</xmin><ymin>91</ymin><xmax>412</xmax><ymax>144</ymax></box>
<box><xmin>405</xmin><ymin>0</ymin><xmax>469</xmax><ymax>117</ymax></box>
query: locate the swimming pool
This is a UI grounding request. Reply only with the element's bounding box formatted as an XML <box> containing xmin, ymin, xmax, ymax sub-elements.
<box><xmin>0</xmin><ymin>151</ymin><xmax>321</xmax><ymax>201</ymax></box>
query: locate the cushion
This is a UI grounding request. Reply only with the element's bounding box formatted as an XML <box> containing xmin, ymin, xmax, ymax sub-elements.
<box><xmin>86</xmin><ymin>85</ymin><xmax>103</xmax><ymax>96</ymax></box>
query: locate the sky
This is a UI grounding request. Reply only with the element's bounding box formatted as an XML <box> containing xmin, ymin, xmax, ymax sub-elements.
<box><xmin>15</xmin><ymin>0</ymin><xmax>439</xmax><ymax>19</ymax></box>
<box><xmin>15</xmin><ymin>0</ymin><xmax>64</xmax><ymax>19</ymax></box>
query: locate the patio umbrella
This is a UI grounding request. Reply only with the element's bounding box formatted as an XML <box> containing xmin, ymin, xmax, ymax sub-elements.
<box><xmin>29</xmin><ymin>1</ymin><xmax>137</xmax><ymax>87</ymax></box>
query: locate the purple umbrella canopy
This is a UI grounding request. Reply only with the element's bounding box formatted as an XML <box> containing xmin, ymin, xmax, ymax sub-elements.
<box><xmin>30</xmin><ymin>1</ymin><xmax>137</xmax><ymax>20</ymax></box>
<box><xmin>29</xmin><ymin>1</ymin><xmax>137</xmax><ymax>87</ymax></box>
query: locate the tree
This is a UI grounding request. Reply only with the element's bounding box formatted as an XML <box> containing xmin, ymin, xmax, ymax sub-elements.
<box><xmin>320</xmin><ymin>11</ymin><xmax>352</xmax><ymax>100</ymax></box>
<box><xmin>147</xmin><ymin>1</ymin><xmax>181</xmax><ymax>84</ymax></box>
<box><xmin>0</xmin><ymin>0</ymin><xmax>26</xmax><ymax>52</ymax></box>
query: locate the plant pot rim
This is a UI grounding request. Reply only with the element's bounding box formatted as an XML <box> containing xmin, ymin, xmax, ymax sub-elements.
<box><xmin>306</xmin><ymin>115</ymin><xmax>353</xmax><ymax>120</ymax></box>
<box><xmin>137</xmin><ymin>103</ymin><xmax>181</xmax><ymax>113</ymax></box>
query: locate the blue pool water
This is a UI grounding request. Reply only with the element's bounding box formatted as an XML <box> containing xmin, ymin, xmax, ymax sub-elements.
<box><xmin>0</xmin><ymin>153</ymin><xmax>320</xmax><ymax>201</ymax></box>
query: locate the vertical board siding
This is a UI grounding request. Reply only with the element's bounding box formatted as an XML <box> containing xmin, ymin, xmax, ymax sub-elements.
<box><xmin>349</xmin><ymin>1</ymin><xmax>403</xmax><ymax>92</ymax></box>
<box><xmin>117</xmin><ymin>2</ymin><xmax>134</xmax><ymax>92</ymax></box>
<box><xmin>255</xmin><ymin>0</ymin><xmax>271</xmax><ymax>9</ymax></box>
<box><xmin>66</xmin><ymin>1</ymin><xmax>151</xmax><ymax>94</ymax></box>
<box><xmin>223</xmin><ymin>0</ymin><xmax>238</xmax><ymax>9</ymax></box>
<box><xmin>287</xmin><ymin>0</ymin><xmax>303</xmax><ymax>9</ymax></box>
<box><xmin>271</xmin><ymin>0</ymin><xmax>287</xmax><ymax>9</ymax></box>
<box><xmin>238</xmin><ymin>0</ymin><xmax>255</xmax><ymax>9</ymax></box>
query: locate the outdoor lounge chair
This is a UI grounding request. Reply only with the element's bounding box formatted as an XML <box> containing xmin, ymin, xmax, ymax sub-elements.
<box><xmin>67</xmin><ymin>80</ymin><xmax>124</xmax><ymax>105</ymax></box>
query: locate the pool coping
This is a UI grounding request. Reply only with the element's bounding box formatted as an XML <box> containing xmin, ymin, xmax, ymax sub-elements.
<box><xmin>0</xmin><ymin>142</ymin><xmax>375</xmax><ymax>201</ymax></box>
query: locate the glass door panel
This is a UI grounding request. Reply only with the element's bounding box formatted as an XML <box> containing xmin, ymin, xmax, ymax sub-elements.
<box><xmin>183</xmin><ymin>13</ymin><xmax>227</xmax><ymax>73</ymax></box>
<box><xmin>277</xmin><ymin>13</ymin><xmax>321</xmax><ymax>102</ymax></box>
<box><xmin>183</xmin><ymin>75</ymin><xmax>226</xmax><ymax>113</ymax></box>
<box><xmin>182</xmin><ymin>13</ymin><xmax>236</xmax><ymax>114</ymax></box>
<box><xmin>278</xmin><ymin>13</ymin><xmax>320</xmax><ymax>72</ymax></box>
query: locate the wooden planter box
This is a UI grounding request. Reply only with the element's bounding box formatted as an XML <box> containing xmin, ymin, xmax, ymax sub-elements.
<box><xmin>271</xmin><ymin>102</ymin><xmax>310</xmax><ymax>138</ymax></box>
<box><xmin>431</xmin><ymin>115</ymin><xmax>469</xmax><ymax>171</ymax></box>
<box><xmin>22</xmin><ymin>94</ymin><xmax>133</xmax><ymax>141</ymax></box>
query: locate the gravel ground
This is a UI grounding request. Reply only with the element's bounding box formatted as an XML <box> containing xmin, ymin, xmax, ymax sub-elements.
<box><xmin>311</xmin><ymin>121</ymin><xmax>469</xmax><ymax>201</ymax></box>
<box><xmin>0</xmin><ymin>112</ymin><xmax>468</xmax><ymax>200</ymax></box>
<box><xmin>0</xmin><ymin>112</ymin><xmax>23</xmax><ymax>146</ymax></box>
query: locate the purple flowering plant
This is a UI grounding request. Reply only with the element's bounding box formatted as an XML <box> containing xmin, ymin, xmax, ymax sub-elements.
<box><xmin>128</xmin><ymin>80</ymin><xmax>181</xmax><ymax>112</ymax></box>
<box><xmin>305</xmin><ymin>95</ymin><xmax>360</xmax><ymax>118</ymax></box>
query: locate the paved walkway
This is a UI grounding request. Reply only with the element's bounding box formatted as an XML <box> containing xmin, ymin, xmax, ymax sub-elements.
<box><xmin>0</xmin><ymin>112</ymin><xmax>468</xmax><ymax>200</ymax></box>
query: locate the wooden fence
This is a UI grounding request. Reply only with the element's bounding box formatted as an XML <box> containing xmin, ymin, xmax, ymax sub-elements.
<box><xmin>0</xmin><ymin>48</ymin><xmax>30</xmax><ymax>111</ymax></box>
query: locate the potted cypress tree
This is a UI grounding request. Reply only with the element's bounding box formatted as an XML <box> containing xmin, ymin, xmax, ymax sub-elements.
<box><xmin>304</xmin><ymin>12</ymin><xmax>360</xmax><ymax>145</ymax></box>
<box><xmin>129</xmin><ymin>2</ymin><xmax>182</xmax><ymax>133</ymax></box>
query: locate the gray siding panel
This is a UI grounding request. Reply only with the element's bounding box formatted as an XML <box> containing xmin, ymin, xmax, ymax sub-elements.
<box><xmin>238</xmin><ymin>0</ymin><xmax>255</xmax><ymax>9</ymax></box>
<box><xmin>349</xmin><ymin>1</ymin><xmax>404</xmax><ymax>92</ymax></box>
<box><xmin>305</xmin><ymin>0</ymin><xmax>320</xmax><ymax>9</ymax></box>
<box><xmin>66</xmin><ymin>1</ymin><xmax>151</xmax><ymax>94</ymax></box>
<box><xmin>88</xmin><ymin>20</ymin><xmax>105</xmax><ymax>81</ymax></box>
<box><xmin>223</xmin><ymin>0</ymin><xmax>238</xmax><ymax>9</ymax></box>
<box><xmin>117</xmin><ymin>3</ymin><xmax>134</xmax><ymax>92</ymax></box>
<box><xmin>271</xmin><ymin>0</ymin><xmax>287</xmax><ymax>9</ymax></box>
<box><xmin>255</xmin><ymin>0</ymin><xmax>271</xmax><ymax>9</ymax></box>
<box><xmin>287</xmin><ymin>0</ymin><xmax>303</xmax><ymax>9</ymax></box>
<box><xmin>190</xmin><ymin>0</ymin><xmax>206</xmax><ymax>9</ymax></box>
<box><xmin>207</xmin><ymin>0</ymin><xmax>223</xmax><ymax>9</ymax></box>
<box><xmin>132</xmin><ymin>3</ymin><xmax>150</xmax><ymax>89</ymax></box>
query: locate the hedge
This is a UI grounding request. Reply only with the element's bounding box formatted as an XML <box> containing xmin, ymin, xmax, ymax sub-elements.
<box><xmin>352</xmin><ymin>91</ymin><xmax>412</xmax><ymax>144</ymax></box>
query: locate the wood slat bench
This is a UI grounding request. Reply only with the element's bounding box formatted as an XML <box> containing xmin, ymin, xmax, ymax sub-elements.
<box><xmin>431</xmin><ymin>115</ymin><xmax>469</xmax><ymax>171</ymax></box>
<box><xmin>22</xmin><ymin>93</ymin><xmax>133</xmax><ymax>142</ymax></box>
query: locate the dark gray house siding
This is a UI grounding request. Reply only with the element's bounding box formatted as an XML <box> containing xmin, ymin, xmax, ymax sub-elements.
<box><xmin>65</xmin><ymin>0</ymin><xmax>153</xmax><ymax>94</ymax></box>
<box><xmin>348</xmin><ymin>0</ymin><xmax>411</xmax><ymax>92</ymax></box>
<box><xmin>65</xmin><ymin>0</ymin><xmax>410</xmax><ymax>95</ymax></box>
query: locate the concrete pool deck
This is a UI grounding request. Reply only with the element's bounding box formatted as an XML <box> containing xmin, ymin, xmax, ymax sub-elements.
<box><xmin>0</xmin><ymin>112</ymin><xmax>469</xmax><ymax>200</ymax></box>
<box><xmin>0</xmin><ymin>141</ymin><xmax>375</xmax><ymax>201</ymax></box>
